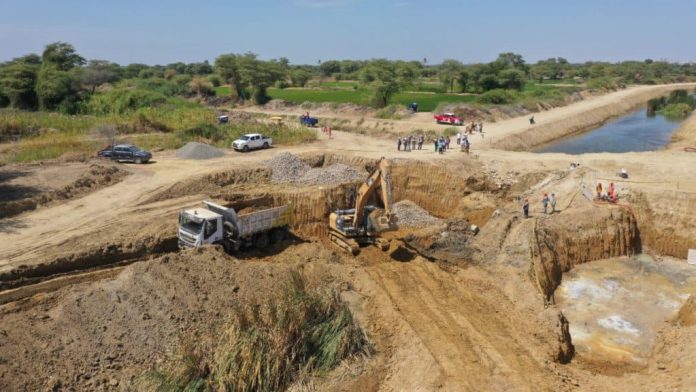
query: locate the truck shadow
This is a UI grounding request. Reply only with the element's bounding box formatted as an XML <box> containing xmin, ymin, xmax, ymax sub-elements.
<box><xmin>231</xmin><ymin>232</ymin><xmax>309</xmax><ymax>260</ymax></box>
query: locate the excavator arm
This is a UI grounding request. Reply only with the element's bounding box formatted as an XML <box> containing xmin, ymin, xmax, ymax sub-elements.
<box><xmin>353</xmin><ymin>157</ymin><xmax>393</xmax><ymax>230</ymax></box>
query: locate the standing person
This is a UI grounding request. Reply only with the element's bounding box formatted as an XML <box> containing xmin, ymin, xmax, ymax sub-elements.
<box><xmin>529</xmin><ymin>116</ymin><xmax>535</xmax><ymax>125</ymax></box>
<box><xmin>596</xmin><ymin>182</ymin><xmax>603</xmax><ymax>199</ymax></box>
<box><xmin>456</xmin><ymin>132</ymin><xmax>461</xmax><ymax>146</ymax></box>
<box><xmin>327</xmin><ymin>126</ymin><xmax>332</xmax><ymax>139</ymax></box>
<box><xmin>479</xmin><ymin>122</ymin><xmax>483</xmax><ymax>133</ymax></box>
<box><xmin>418</xmin><ymin>134</ymin><xmax>424</xmax><ymax>150</ymax></box>
<box><xmin>522</xmin><ymin>198</ymin><xmax>530</xmax><ymax>218</ymax></box>
<box><xmin>542</xmin><ymin>192</ymin><xmax>550</xmax><ymax>214</ymax></box>
<box><xmin>397</xmin><ymin>137</ymin><xmax>402</xmax><ymax>151</ymax></box>
<box><xmin>550</xmin><ymin>193</ymin><xmax>557</xmax><ymax>213</ymax></box>
<box><xmin>411</xmin><ymin>136</ymin><xmax>417</xmax><ymax>151</ymax></box>
<box><xmin>433</xmin><ymin>138</ymin><xmax>438</xmax><ymax>152</ymax></box>
<box><xmin>445</xmin><ymin>137</ymin><xmax>450</xmax><ymax>150</ymax></box>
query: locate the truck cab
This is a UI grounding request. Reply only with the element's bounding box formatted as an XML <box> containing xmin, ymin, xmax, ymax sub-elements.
<box><xmin>178</xmin><ymin>208</ymin><xmax>224</xmax><ymax>248</ymax></box>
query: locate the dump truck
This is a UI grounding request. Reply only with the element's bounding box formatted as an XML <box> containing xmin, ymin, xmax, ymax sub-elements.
<box><xmin>178</xmin><ymin>200</ymin><xmax>292</xmax><ymax>252</ymax></box>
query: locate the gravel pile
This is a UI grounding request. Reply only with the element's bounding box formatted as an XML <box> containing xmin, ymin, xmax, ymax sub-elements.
<box><xmin>266</xmin><ymin>153</ymin><xmax>365</xmax><ymax>185</ymax></box>
<box><xmin>393</xmin><ymin>200</ymin><xmax>441</xmax><ymax>227</ymax></box>
<box><xmin>176</xmin><ymin>142</ymin><xmax>224</xmax><ymax>160</ymax></box>
<box><xmin>297</xmin><ymin>163</ymin><xmax>364</xmax><ymax>185</ymax></box>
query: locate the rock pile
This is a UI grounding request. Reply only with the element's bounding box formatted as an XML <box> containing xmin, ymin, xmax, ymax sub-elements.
<box><xmin>175</xmin><ymin>142</ymin><xmax>224</xmax><ymax>160</ymax></box>
<box><xmin>392</xmin><ymin>200</ymin><xmax>441</xmax><ymax>227</ymax></box>
<box><xmin>266</xmin><ymin>153</ymin><xmax>365</xmax><ymax>185</ymax></box>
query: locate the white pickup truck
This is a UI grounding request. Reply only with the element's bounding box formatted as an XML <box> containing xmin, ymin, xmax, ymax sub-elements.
<box><xmin>232</xmin><ymin>133</ymin><xmax>272</xmax><ymax>152</ymax></box>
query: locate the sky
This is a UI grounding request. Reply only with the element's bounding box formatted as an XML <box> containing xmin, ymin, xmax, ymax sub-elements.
<box><xmin>1</xmin><ymin>0</ymin><xmax>694</xmax><ymax>66</ymax></box>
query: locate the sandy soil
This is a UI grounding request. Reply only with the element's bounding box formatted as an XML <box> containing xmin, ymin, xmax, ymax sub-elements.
<box><xmin>1</xmin><ymin>84</ymin><xmax>696</xmax><ymax>391</ymax></box>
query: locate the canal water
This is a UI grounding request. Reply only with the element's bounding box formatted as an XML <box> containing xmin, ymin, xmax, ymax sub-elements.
<box><xmin>535</xmin><ymin>109</ymin><xmax>683</xmax><ymax>154</ymax></box>
<box><xmin>556</xmin><ymin>255</ymin><xmax>696</xmax><ymax>365</ymax></box>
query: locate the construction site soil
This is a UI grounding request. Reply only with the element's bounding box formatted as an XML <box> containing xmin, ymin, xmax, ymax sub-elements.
<box><xmin>2</xmin><ymin>86</ymin><xmax>696</xmax><ymax>391</ymax></box>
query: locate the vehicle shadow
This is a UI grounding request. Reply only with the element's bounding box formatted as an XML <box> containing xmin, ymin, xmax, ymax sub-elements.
<box><xmin>0</xmin><ymin>218</ymin><xmax>28</xmax><ymax>233</ymax></box>
<box><xmin>232</xmin><ymin>232</ymin><xmax>309</xmax><ymax>260</ymax></box>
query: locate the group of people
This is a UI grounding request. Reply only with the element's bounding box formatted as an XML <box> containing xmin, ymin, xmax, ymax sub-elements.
<box><xmin>521</xmin><ymin>192</ymin><xmax>557</xmax><ymax>218</ymax></box>
<box><xmin>464</xmin><ymin>121</ymin><xmax>484</xmax><ymax>135</ymax></box>
<box><xmin>396</xmin><ymin>134</ymin><xmax>473</xmax><ymax>154</ymax></box>
<box><xmin>397</xmin><ymin>135</ymin><xmax>425</xmax><ymax>151</ymax></box>
<box><xmin>596</xmin><ymin>181</ymin><xmax>618</xmax><ymax>203</ymax></box>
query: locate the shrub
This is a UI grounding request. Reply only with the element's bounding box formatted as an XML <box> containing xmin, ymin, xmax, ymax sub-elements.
<box><xmin>84</xmin><ymin>88</ymin><xmax>169</xmax><ymax>115</ymax></box>
<box><xmin>659</xmin><ymin>103</ymin><xmax>694</xmax><ymax>119</ymax></box>
<box><xmin>207</xmin><ymin>75</ymin><xmax>221</xmax><ymax>87</ymax></box>
<box><xmin>476</xmin><ymin>89</ymin><xmax>519</xmax><ymax>104</ymax></box>
<box><xmin>586</xmin><ymin>77</ymin><xmax>618</xmax><ymax>91</ymax></box>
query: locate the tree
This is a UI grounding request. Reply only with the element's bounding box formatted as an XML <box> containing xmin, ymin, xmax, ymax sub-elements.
<box><xmin>215</xmin><ymin>53</ymin><xmax>245</xmax><ymax>100</ymax></box>
<box><xmin>438</xmin><ymin>59</ymin><xmax>465</xmax><ymax>93</ymax></box>
<box><xmin>497</xmin><ymin>69</ymin><xmax>526</xmax><ymax>90</ymax></box>
<box><xmin>189</xmin><ymin>76</ymin><xmax>213</xmax><ymax>97</ymax></box>
<box><xmin>289</xmin><ymin>69</ymin><xmax>311</xmax><ymax>87</ymax></box>
<box><xmin>496</xmin><ymin>52</ymin><xmax>527</xmax><ymax>71</ymax></box>
<box><xmin>36</xmin><ymin>65</ymin><xmax>79</xmax><ymax>111</ymax></box>
<box><xmin>359</xmin><ymin>60</ymin><xmax>416</xmax><ymax>108</ymax></box>
<box><xmin>42</xmin><ymin>42</ymin><xmax>85</xmax><ymax>71</ymax></box>
<box><xmin>0</xmin><ymin>55</ymin><xmax>40</xmax><ymax>109</ymax></box>
<box><xmin>81</xmin><ymin>60</ymin><xmax>120</xmax><ymax>93</ymax></box>
<box><xmin>238</xmin><ymin>55</ymin><xmax>285</xmax><ymax>104</ymax></box>
<box><xmin>319</xmin><ymin>60</ymin><xmax>340</xmax><ymax>77</ymax></box>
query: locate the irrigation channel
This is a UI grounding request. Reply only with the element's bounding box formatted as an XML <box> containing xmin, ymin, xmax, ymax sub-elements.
<box><xmin>557</xmin><ymin>255</ymin><xmax>696</xmax><ymax>365</ymax></box>
<box><xmin>535</xmin><ymin>108</ymin><xmax>683</xmax><ymax>154</ymax></box>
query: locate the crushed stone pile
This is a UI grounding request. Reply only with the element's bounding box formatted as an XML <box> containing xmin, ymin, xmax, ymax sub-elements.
<box><xmin>393</xmin><ymin>200</ymin><xmax>442</xmax><ymax>227</ymax></box>
<box><xmin>176</xmin><ymin>142</ymin><xmax>224</xmax><ymax>160</ymax></box>
<box><xmin>267</xmin><ymin>153</ymin><xmax>364</xmax><ymax>185</ymax></box>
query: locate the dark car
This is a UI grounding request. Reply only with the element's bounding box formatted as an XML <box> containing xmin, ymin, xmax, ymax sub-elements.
<box><xmin>98</xmin><ymin>144</ymin><xmax>152</xmax><ymax>164</ymax></box>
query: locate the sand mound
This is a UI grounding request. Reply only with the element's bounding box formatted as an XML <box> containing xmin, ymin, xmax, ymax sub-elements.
<box><xmin>175</xmin><ymin>142</ymin><xmax>224</xmax><ymax>160</ymax></box>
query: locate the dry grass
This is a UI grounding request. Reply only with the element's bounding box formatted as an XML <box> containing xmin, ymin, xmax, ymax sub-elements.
<box><xmin>139</xmin><ymin>270</ymin><xmax>369</xmax><ymax>392</ymax></box>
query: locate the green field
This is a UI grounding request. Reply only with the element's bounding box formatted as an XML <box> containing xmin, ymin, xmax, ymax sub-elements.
<box><xmin>216</xmin><ymin>86</ymin><xmax>476</xmax><ymax>111</ymax></box>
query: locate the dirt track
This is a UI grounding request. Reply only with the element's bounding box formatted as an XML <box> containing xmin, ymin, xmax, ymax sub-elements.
<box><xmin>1</xmin><ymin>84</ymin><xmax>696</xmax><ymax>391</ymax></box>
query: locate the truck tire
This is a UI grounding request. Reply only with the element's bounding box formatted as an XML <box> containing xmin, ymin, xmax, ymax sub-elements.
<box><xmin>243</xmin><ymin>145</ymin><xmax>250</xmax><ymax>152</ymax></box>
<box><xmin>254</xmin><ymin>232</ymin><xmax>269</xmax><ymax>249</ymax></box>
<box><xmin>262</xmin><ymin>142</ymin><xmax>269</xmax><ymax>149</ymax></box>
<box><xmin>269</xmin><ymin>227</ymin><xmax>287</xmax><ymax>244</ymax></box>
<box><xmin>135</xmin><ymin>157</ymin><xmax>142</xmax><ymax>164</ymax></box>
<box><xmin>223</xmin><ymin>241</ymin><xmax>234</xmax><ymax>254</ymax></box>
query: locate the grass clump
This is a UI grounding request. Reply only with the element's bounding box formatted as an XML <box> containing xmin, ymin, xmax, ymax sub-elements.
<box><xmin>140</xmin><ymin>271</ymin><xmax>369</xmax><ymax>392</ymax></box>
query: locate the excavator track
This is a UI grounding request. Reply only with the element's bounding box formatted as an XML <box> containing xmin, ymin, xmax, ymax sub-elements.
<box><xmin>328</xmin><ymin>231</ymin><xmax>360</xmax><ymax>255</ymax></box>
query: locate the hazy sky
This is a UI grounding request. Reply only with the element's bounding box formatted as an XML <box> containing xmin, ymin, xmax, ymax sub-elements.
<box><xmin>1</xmin><ymin>0</ymin><xmax>694</xmax><ymax>65</ymax></box>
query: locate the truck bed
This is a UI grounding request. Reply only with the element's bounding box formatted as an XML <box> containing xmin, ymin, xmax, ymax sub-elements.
<box><xmin>236</xmin><ymin>205</ymin><xmax>292</xmax><ymax>237</ymax></box>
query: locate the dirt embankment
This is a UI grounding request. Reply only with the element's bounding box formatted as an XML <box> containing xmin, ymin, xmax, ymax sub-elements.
<box><xmin>530</xmin><ymin>207</ymin><xmax>640</xmax><ymax>303</ymax></box>
<box><xmin>630</xmin><ymin>190</ymin><xmax>696</xmax><ymax>258</ymax></box>
<box><xmin>0</xmin><ymin>163</ymin><xmax>127</xmax><ymax>219</ymax></box>
<box><xmin>0</xmin><ymin>244</ymin><xmax>357</xmax><ymax>391</ymax></box>
<box><xmin>668</xmin><ymin>109</ymin><xmax>696</xmax><ymax>150</ymax></box>
<box><xmin>491</xmin><ymin>84</ymin><xmax>696</xmax><ymax>151</ymax></box>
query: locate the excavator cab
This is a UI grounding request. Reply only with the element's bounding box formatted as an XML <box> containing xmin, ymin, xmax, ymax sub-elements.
<box><xmin>328</xmin><ymin>158</ymin><xmax>394</xmax><ymax>255</ymax></box>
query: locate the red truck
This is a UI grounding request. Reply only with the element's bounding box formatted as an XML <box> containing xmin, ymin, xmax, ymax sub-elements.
<box><xmin>434</xmin><ymin>112</ymin><xmax>463</xmax><ymax>125</ymax></box>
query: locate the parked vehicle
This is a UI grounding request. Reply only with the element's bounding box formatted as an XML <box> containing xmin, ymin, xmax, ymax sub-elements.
<box><xmin>232</xmin><ymin>133</ymin><xmax>272</xmax><ymax>152</ymax></box>
<box><xmin>178</xmin><ymin>200</ymin><xmax>293</xmax><ymax>252</ymax></box>
<box><xmin>434</xmin><ymin>112</ymin><xmax>463</xmax><ymax>125</ymax></box>
<box><xmin>97</xmin><ymin>144</ymin><xmax>152</xmax><ymax>164</ymax></box>
<box><xmin>300</xmin><ymin>114</ymin><xmax>319</xmax><ymax>127</ymax></box>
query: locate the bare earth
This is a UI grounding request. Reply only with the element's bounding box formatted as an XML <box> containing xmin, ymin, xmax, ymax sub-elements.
<box><xmin>1</xmin><ymin>84</ymin><xmax>695</xmax><ymax>391</ymax></box>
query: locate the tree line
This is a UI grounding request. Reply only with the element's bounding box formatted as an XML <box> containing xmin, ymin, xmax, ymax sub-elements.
<box><xmin>1</xmin><ymin>42</ymin><xmax>695</xmax><ymax>113</ymax></box>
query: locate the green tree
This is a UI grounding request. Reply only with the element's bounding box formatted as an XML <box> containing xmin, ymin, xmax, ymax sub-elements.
<box><xmin>319</xmin><ymin>60</ymin><xmax>341</xmax><ymax>77</ymax></box>
<box><xmin>0</xmin><ymin>55</ymin><xmax>40</xmax><ymax>109</ymax></box>
<box><xmin>438</xmin><ymin>59</ymin><xmax>465</xmax><ymax>93</ymax></box>
<box><xmin>359</xmin><ymin>60</ymin><xmax>416</xmax><ymax>108</ymax></box>
<box><xmin>35</xmin><ymin>65</ymin><xmax>80</xmax><ymax>111</ymax></box>
<box><xmin>289</xmin><ymin>69</ymin><xmax>311</xmax><ymax>87</ymax></box>
<box><xmin>497</xmin><ymin>69</ymin><xmax>526</xmax><ymax>90</ymax></box>
<box><xmin>238</xmin><ymin>55</ymin><xmax>285</xmax><ymax>104</ymax></box>
<box><xmin>41</xmin><ymin>42</ymin><xmax>85</xmax><ymax>71</ymax></box>
<box><xmin>81</xmin><ymin>60</ymin><xmax>120</xmax><ymax>93</ymax></box>
<box><xmin>495</xmin><ymin>52</ymin><xmax>528</xmax><ymax>73</ymax></box>
<box><xmin>215</xmin><ymin>53</ymin><xmax>246</xmax><ymax>100</ymax></box>
<box><xmin>189</xmin><ymin>76</ymin><xmax>213</xmax><ymax>97</ymax></box>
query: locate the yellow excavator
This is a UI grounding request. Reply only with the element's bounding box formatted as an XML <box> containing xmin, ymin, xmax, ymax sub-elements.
<box><xmin>328</xmin><ymin>157</ymin><xmax>394</xmax><ymax>254</ymax></box>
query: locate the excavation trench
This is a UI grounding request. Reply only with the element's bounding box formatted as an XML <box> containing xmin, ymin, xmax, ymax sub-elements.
<box><xmin>0</xmin><ymin>154</ymin><xmax>497</xmax><ymax>297</ymax></box>
<box><xmin>529</xmin><ymin>201</ymin><xmax>696</xmax><ymax>369</ymax></box>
